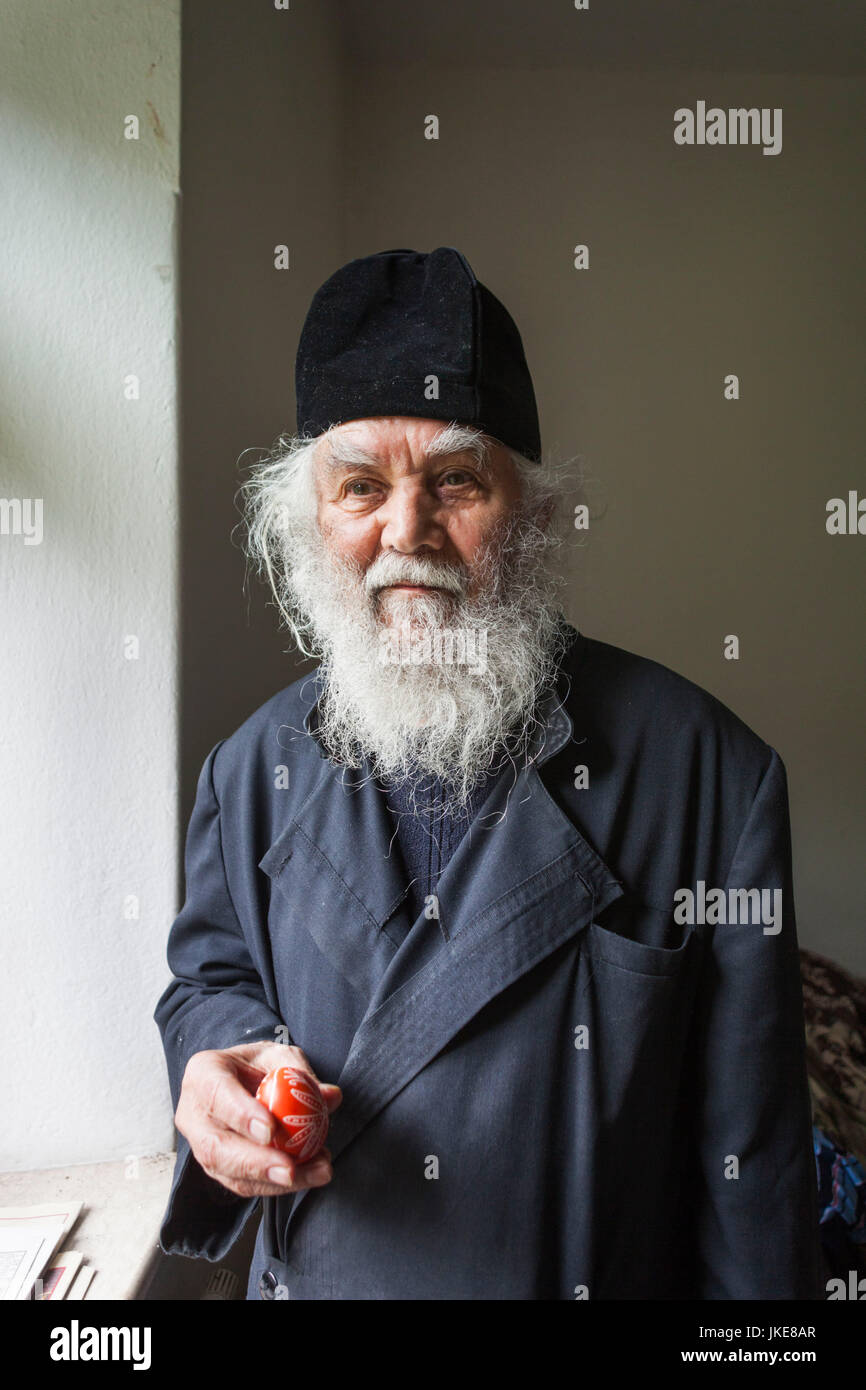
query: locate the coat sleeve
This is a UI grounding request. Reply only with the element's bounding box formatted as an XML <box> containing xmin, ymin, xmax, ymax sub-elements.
<box><xmin>153</xmin><ymin>740</ymin><xmax>289</xmax><ymax>1260</ymax></box>
<box><xmin>689</xmin><ymin>746</ymin><xmax>824</xmax><ymax>1299</ymax></box>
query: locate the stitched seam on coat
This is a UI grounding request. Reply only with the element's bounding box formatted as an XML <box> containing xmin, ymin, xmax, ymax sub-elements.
<box><xmin>583</xmin><ymin>941</ymin><xmax>692</xmax><ymax>979</ymax></box>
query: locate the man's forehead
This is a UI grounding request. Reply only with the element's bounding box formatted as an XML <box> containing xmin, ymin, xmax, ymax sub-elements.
<box><xmin>316</xmin><ymin>422</ymin><xmax>498</xmax><ymax>474</ymax></box>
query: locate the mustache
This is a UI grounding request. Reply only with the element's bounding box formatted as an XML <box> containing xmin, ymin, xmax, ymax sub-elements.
<box><xmin>363</xmin><ymin>553</ymin><xmax>468</xmax><ymax>599</ymax></box>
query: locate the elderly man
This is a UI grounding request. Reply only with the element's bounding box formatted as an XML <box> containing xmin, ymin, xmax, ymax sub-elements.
<box><xmin>154</xmin><ymin>247</ymin><xmax>822</xmax><ymax>1300</ymax></box>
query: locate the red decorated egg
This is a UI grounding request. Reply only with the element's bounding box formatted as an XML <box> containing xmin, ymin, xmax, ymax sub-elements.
<box><xmin>255</xmin><ymin>1065</ymin><xmax>329</xmax><ymax>1163</ymax></box>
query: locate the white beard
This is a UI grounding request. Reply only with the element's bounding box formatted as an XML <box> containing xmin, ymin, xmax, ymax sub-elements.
<box><xmin>280</xmin><ymin>506</ymin><xmax>567</xmax><ymax>814</ymax></box>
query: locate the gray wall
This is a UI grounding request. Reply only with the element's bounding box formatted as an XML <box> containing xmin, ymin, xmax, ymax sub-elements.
<box><xmin>181</xmin><ymin>1</ymin><xmax>865</xmax><ymax>974</ymax></box>
<box><xmin>179</xmin><ymin>0</ymin><xmax>343</xmax><ymax>840</ymax></box>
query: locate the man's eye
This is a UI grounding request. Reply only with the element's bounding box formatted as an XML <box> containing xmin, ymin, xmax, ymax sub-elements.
<box><xmin>345</xmin><ymin>479</ymin><xmax>375</xmax><ymax>496</ymax></box>
<box><xmin>441</xmin><ymin>470</ymin><xmax>475</xmax><ymax>487</ymax></box>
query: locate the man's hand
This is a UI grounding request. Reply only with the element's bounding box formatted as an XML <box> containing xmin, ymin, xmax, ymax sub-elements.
<box><xmin>176</xmin><ymin>1042</ymin><xmax>342</xmax><ymax>1199</ymax></box>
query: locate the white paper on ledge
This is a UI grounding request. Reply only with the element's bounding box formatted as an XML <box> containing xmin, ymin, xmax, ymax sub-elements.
<box><xmin>0</xmin><ymin>1201</ymin><xmax>82</xmax><ymax>1300</ymax></box>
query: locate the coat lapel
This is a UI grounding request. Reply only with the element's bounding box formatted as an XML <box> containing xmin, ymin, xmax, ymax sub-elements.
<box><xmin>258</xmin><ymin>722</ymin><xmax>413</xmax><ymax>1002</ymax></box>
<box><xmin>263</xmin><ymin>643</ymin><xmax>625</xmax><ymax>1233</ymax></box>
<box><xmin>326</xmin><ymin>747</ymin><xmax>623</xmax><ymax>1161</ymax></box>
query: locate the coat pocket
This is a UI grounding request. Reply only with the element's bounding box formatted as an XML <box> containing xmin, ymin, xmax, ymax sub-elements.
<box><xmin>574</xmin><ymin>900</ymin><xmax>698</xmax><ymax>1127</ymax></box>
<box><xmin>584</xmin><ymin>899</ymin><xmax>695</xmax><ymax>977</ymax></box>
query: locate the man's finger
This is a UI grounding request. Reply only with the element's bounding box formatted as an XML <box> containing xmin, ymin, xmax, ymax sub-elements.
<box><xmin>197</xmin><ymin>1055</ymin><xmax>280</xmax><ymax>1147</ymax></box>
<box><xmin>317</xmin><ymin>1083</ymin><xmax>343</xmax><ymax>1114</ymax></box>
<box><xmin>196</xmin><ymin>1131</ymin><xmax>334</xmax><ymax>1199</ymax></box>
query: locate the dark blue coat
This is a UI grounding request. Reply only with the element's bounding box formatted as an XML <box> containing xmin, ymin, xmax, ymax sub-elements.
<box><xmin>154</xmin><ymin>622</ymin><xmax>823</xmax><ymax>1299</ymax></box>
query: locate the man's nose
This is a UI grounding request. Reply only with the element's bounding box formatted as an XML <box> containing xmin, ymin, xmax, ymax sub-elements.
<box><xmin>377</xmin><ymin>481</ymin><xmax>445</xmax><ymax>553</ymax></box>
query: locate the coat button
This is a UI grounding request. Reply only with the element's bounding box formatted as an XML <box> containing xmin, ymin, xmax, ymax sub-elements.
<box><xmin>258</xmin><ymin>1269</ymin><xmax>279</xmax><ymax>1300</ymax></box>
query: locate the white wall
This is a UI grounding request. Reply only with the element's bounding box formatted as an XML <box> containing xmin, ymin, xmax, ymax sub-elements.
<box><xmin>0</xmin><ymin>0</ymin><xmax>181</xmax><ymax>1169</ymax></box>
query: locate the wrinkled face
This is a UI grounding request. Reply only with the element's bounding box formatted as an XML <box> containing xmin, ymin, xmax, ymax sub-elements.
<box><xmin>269</xmin><ymin>413</ymin><xmax>564</xmax><ymax>803</ymax></box>
<box><xmin>313</xmin><ymin>416</ymin><xmax>523</xmax><ymax>622</ymax></box>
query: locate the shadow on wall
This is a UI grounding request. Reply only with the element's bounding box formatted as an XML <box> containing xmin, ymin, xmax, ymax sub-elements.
<box><xmin>178</xmin><ymin>0</ymin><xmax>343</xmax><ymax>858</ymax></box>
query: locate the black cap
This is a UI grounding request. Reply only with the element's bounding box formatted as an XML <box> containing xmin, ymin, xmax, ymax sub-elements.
<box><xmin>295</xmin><ymin>247</ymin><xmax>541</xmax><ymax>463</ymax></box>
